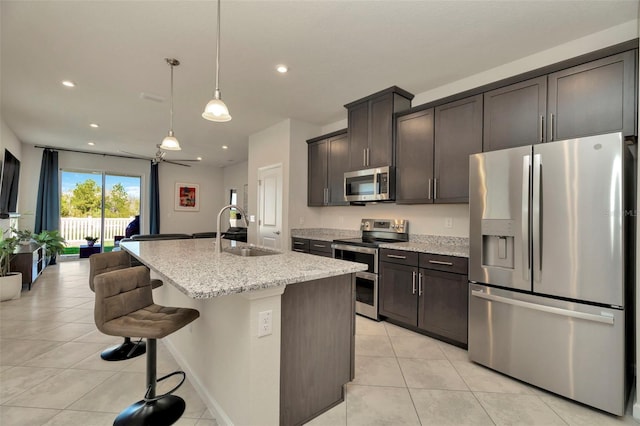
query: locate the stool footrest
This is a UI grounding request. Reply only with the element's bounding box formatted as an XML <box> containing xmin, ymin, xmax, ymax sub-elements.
<box><xmin>144</xmin><ymin>371</ymin><xmax>186</xmax><ymax>403</ymax></box>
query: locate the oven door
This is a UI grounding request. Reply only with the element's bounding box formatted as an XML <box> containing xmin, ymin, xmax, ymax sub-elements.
<box><xmin>332</xmin><ymin>244</ymin><xmax>377</xmax><ymax>273</ymax></box>
<box><xmin>332</xmin><ymin>244</ymin><xmax>379</xmax><ymax>320</ymax></box>
<box><xmin>354</xmin><ymin>272</ymin><xmax>379</xmax><ymax>320</ymax></box>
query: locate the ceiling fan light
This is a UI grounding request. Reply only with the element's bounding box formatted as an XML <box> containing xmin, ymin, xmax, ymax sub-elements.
<box><xmin>202</xmin><ymin>97</ymin><xmax>231</xmax><ymax>122</ymax></box>
<box><xmin>160</xmin><ymin>134</ymin><xmax>181</xmax><ymax>150</ymax></box>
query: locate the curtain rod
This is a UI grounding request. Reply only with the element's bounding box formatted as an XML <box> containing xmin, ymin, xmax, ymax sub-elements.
<box><xmin>33</xmin><ymin>145</ymin><xmax>150</xmax><ymax>162</ymax></box>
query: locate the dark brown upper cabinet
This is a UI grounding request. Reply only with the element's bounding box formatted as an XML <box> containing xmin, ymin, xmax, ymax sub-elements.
<box><xmin>395</xmin><ymin>95</ymin><xmax>482</xmax><ymax>204</ymax></box>
<box><xmin>345</xmin><ymin>87</ymin><xmax>413</xmax><ymax>171</ymax></box>
<box><xmin>307</xmin><ymin>130</ymin><xmax>349</xmax><ymax>206</ymax></box>
<box><xmin>434</xmin><ymin>94</ymin><xmax>483</xmax><ymax>203</ymax></box>
<box><xmin>396</xmin><ymin>109</ymin><xmax>435</xmax><ymax>204</ymax></box>
<box><xmin>483</xmin><ymin>76</ymin><xmax>548</xmax><ymax>151</ymax></box>
<box><xmin>548</xmin><ymin>50</ymin><xmax>636</xmax><ymax>141</ymax></box>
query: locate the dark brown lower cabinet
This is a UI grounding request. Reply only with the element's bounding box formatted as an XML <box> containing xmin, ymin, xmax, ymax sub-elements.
<box><xmin>379</xmin><ymin>249</ymin><xmax>468</xmax><ymax>347</ymax></box>
<box><xmin>418</xmin><ymin>269</ymin><xmax>468</xmax><ymax>345</ymax></box>
<box><xmin>10</xmin><ymin>243</ymin><xmax>47</xmax><ymax>289</ymax></box>
<box><xmin>379</xmin><ymin>262</ymin><xmax>418</xmax><ymax>324</ymax></box>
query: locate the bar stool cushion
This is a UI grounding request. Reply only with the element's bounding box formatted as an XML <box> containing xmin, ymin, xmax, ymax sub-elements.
<box><xmin>94</xmin><ymin>266</ymin><xmax>199</xmax><ymax>340</ymax></box>
<box><xmin>89</xmin><ymin>251</ymin><xmax>162</xmax><ymax>291</ymax></box>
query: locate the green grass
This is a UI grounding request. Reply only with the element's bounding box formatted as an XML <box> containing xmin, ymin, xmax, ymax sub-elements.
<box><xmin>63</xmin><ymin>245</ymin><xmax>115</xmax><ymax>255</ymax></box>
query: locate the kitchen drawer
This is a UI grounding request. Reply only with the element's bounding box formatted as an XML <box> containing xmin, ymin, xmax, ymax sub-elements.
<box><xmin>380</xmin><ymin>248</ymin><xmax>419</xmax><ymax>266</ymax></box>
<box><xmin>309</xmin><ymin>239</ymin><xmax>332</xmax><ymax>255</ymax></box>
<box><xmin>419</xmin><ymin>253</ymin><xmax>467</xmax><ymax>275</ymax></box>
<box><xmin>292</xmin><ymin>237</ymin><xmax>310</xmax><ymax>253</ymax></box>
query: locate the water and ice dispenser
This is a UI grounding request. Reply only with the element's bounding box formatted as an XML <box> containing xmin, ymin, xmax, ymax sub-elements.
<box><xmin>481</xmin><ymin>219</ymin><xmax>515</xmax><ymax>269</ymax></box>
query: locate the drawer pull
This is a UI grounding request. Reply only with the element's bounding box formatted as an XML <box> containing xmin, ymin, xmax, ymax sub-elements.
<box><xmin>294</xmin><ymin>242</ymin><xmax>305</xmax><ymax>245</ymax></box>
<box><xmin>313</xmin><ymin>244</ymin><xmax>326</xmax><ymax>248</ymax></box>
<box><xmin>387</xmin><ymin>254</ymin><xmax>407</xmax><ymax>259</ymax></box>
<box><xmin>293</xmin><ymin>249</ymin><xmax>306</xmax><ymax>253</ymax></box>
<box><xmin>428</xmin><ymin>260</ymin><xmax>453</xmax><ymax>266</ymax></box>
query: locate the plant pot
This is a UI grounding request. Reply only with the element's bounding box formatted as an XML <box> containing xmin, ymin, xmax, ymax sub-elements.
<box><xmin>87</xmin><ymin>241</ymin><xmax>95</xmax><ymax>247</ymax></box>
<box><xmin>0</xmin><ymin>273</ymin><xmax>22</xmax><ymax>302</ymax></box>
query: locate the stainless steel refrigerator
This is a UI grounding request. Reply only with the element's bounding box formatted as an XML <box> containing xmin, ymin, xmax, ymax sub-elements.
<box><xmin>468</xmin><ymin>132</ymin><xmax>634</xmax><ymax>416</ymax></box>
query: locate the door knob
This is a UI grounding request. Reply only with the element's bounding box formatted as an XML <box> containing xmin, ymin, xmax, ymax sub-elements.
<box><xmin>273</xmin><ymin>231</ymin><xmax>281</xmax><ymax>235</ymax></box>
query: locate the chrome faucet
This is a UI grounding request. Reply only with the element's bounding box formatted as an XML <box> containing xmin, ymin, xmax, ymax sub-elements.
<box><xmin>216</xmin><ymin>204</ymin><xmax>249</xmax><ymax>254</ymax></box>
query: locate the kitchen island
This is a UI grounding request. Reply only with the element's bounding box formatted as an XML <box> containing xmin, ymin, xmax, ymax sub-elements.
<box><xmin>121</xmin><ymin>238</ymin><xmax>367</xmax><ymax>426</ymax></box>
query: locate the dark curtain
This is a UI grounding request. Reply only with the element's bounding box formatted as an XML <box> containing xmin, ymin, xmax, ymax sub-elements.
<box><xmin>34</xmin><ymin>149</ymin><xmax>60</xmax><ymax>233</ymax></box>
<box><xmin>150</xmin><ymin>162</ymin><xmax>160</xmax><ymax>234</ymax></box>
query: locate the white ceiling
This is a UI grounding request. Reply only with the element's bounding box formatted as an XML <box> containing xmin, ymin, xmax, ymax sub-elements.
<box><xmin>1</xmin><ymin>1</ymin><xmax>637</xmax><ymax>167</ymax></box>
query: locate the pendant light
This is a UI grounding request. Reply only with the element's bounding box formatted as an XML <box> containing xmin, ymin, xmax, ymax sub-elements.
<box><xmin>160</xmin><ymin>58</ymin><xmax>182</xmax><ymax>151</ymax></box>
<box><xmin>202</xmin><ymin>0</ymin><xmax>231</xmax><ymax>122</ymax></box>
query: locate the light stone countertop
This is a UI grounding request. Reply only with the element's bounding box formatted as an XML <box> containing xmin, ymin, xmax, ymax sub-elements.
<box><xmin>121</xmin><ymin>238</ymin><xmax>368</xmax><ymax>299</ymax></box>
<box><xmin>290</xmin><ymin>228</ymin><xmax>469</xmax><ymax>258</ymax></box>
<box><xmin>378</xmin><ymin>241</ymin><xmax>469</xmax><ymax>258</ymax></box>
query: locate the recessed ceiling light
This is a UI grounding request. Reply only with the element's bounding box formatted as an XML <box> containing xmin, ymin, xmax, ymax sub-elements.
<box><xmin>62</xmin><ymin>80</ymin><xmax>76</xmax><ymax>88</ymax></box>
<box><xmin>87</xmin><ymin>142</ymin><xmax>95</xmax><ymax>146</ymax></box>
<box><xmin>89</xmin><ymin>123</ymin><xmax>99</xmax><ymax>128</ymax></box>
<box><xmin>196</xmin><ymin>157</ymin><xmax>203</xmax><ymax>161</ymax></box>
<box><xmin>221</xmin><ymin>145</ymin><xmax>228</xmax><ymax>150</ymax></box>
<box><xmin>276</xmin><ymin>65</ymin><xmax>288</xmax><ymax>73</ymax></box>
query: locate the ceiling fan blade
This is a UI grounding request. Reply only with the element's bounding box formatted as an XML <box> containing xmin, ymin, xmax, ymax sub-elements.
<box><xmin>163</xmin><ymin>160</ymin><xmax>192</xmax><ymax>167</ymax></box>
<box><xmin>165</xmin><ymin>158</ymin><xmax>201</xmax><ymax>162</ymax></box>
<box><xmin>120</xmin><ymin>150</ymin><xmax>154</xmax><ymax>161</ymax></box>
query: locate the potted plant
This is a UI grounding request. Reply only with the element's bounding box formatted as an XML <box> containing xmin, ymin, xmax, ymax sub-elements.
<box><xmin>85</xmin><ymin>236</ymin><xmax>99</xmax><ymax>247</ymax></box>
<box><xmin>12</xmin><ymin>228</ymin><xmax>33</xmax><ymax>245</ymax></box>
<box><xmin>33</xmin><ymin>230</ymin><xmax>66</xmax><ymax>265</ymax></box>
<box><xmin>0</xmin><ymin>232</ymin><xmax>21</xmax><ymax>301</ymax></box>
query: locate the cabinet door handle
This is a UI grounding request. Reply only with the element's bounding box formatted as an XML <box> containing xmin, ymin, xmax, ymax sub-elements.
<box><xmin>550</xmin><ymin>113</ymin><xmax>554</xmax><ymax>141</ymax></box>
<box><xmin>433</xmin><ymin>178</ymin><xmax>438</xmax><ymax>200</ymax></box>
<box><xmin>363</xmin><ymin>148</ymin><xmax>367</xmax><ymax>167</ymax></box>
<box><xmin>418</xmin><ymin>272</ymin><xmax>423</xmax><ymax>296</ymax></box>
<box><xmin>324</xmin><ymin>188</ymin><xmax>329</xmax><ymax>205</ymax></box>
<box><xmin>367</xmin><ymin>148</ymin><xmax>370</xmax><ymax>166</ymax></box>
<box><xmin>412</xmin><ymin>271</ymin><xmax>417</xmax><ymax>295</ymax></box>
<box><xmin>428</xmin><ymin>260</ymin><xmax>453</xmax><ymax>266</ymax></box>
<box><xmin>313</xmin><ymin>244</ymin><xmax>326</xmax><ymax>248</ymax></box>
<box><xmin>293</xmin><ymin>249</ymin><xmax>306</xmax><ymax>253</ymax></box>
<box><xmin>387</xmin><ymin>254</ymin><xmax>407</xmax><ymax>259</ymax></box>
<box><xmin>539</xmin><ymin>115</ymin><xmax>544</xmax><ymax>143</ymax></box>
<box><xmin>294</xmin><ymin>241</ymin><xmax>305</xmax><ymax>246</ymax></box>
<box><xmin>427</xmin><ymin>178</ymin><xmax>432</xmax><ymax>199</ymax></box>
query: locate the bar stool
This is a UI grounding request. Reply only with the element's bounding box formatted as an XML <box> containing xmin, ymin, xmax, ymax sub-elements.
<box><xmin>94</xmin><ymin>265</ymin><xmax>199</xmax><ymax>426</ymax></box>
<box><xmin>89</xmin><ymin>251</ymin><xmax>163</xmax><ymax>361</ymax></box>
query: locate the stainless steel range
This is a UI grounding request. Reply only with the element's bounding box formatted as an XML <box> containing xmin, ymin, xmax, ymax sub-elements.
<box><xmin>332</xmin><ymin>219</ymin><xmax>408</xmax><ymax>320</ymax></box>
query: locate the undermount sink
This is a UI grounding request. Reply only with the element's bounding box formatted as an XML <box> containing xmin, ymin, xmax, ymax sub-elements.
<box><xmin>223</xmin><ymin>246</ymin><xmax>280</xmax><ymax>257</ymax></box>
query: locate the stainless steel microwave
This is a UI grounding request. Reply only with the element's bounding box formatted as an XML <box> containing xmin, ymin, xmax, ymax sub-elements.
<box><xmin>344</xmin><ymin>166</ymin><xmax>394</xmax><ymax>202</ymax></box>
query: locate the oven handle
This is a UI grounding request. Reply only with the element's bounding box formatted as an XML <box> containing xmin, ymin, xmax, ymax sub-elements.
<box><xmin>331</xmin><ymin>243</ymin><xmax>378</xmax><ymax>255</ymax></box>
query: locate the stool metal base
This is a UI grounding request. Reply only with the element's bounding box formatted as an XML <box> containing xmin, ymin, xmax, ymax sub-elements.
<box><xmin>114</xmin><ymin>395</ymin><xmax>186</xmax><ymax>426</ymax></box>
<box><xmin>100</xmin><ymin>338</ymin><xmax>146</xmax><ymax>361</ymax></box>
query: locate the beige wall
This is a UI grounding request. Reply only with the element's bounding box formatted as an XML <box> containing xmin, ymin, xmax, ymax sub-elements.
<box><xmin>0</xmin><ymin>117</ymin><xmax>22</xmax><ymax>232</ymax></box>
<box><xmin>157</xmin><ymin>161</ymin><xmax>224</xmax><ymax>234</ymax></box>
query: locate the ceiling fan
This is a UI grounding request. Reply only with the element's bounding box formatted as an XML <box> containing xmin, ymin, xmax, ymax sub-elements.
<box><xmin>121</xmin><ymin>145</ymin><xmax>202</xmax><ymax>167</ymax></box>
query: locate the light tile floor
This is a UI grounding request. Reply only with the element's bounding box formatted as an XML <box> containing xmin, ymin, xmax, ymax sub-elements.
<box><xmin>307</xmin><ymin>315</ymin><xmax>639</xmax><ymax>426</ymax></box>
<box><xmin>1</xmin><ymin>259</ymin><xmax>638</xmax><ymax>426</ymax></box>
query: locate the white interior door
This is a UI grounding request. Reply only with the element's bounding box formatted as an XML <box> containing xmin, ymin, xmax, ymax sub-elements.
<box><xmin>258</xmin><ymin>164</ymin><xmax>283</xmax><ymax>249</ymax></box>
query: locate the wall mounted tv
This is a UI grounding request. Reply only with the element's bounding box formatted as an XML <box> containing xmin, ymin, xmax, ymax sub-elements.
<box><xmin>0</xmin><ymin>149</ymin><xmax>20</xmax><ymax>218</ymax></box>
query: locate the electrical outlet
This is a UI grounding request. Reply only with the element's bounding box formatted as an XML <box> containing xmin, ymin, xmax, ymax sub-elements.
<box><xmin>258</xmin><ymin>310</ymin><xmax>273</xmax><ymax>337</ymax></box>
<box><xmin>445</xmin><ymin>217</ymin><xmax>453</xmax><ymax>228</ymax></box>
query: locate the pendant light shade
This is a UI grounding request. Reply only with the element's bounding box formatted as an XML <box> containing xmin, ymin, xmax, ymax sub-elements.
<box><xmin>202</xmin><ymin>0</ymin><xmax>231</xmax><ymax>122</ymax></box>
<box><xmin>163</xmin><ymin>58</ymin><xmax>182</xmax><ymax>151</ymax></box>
<box><xmin>160</xmin><ymin>132</ymin><xmax>181</xmax><ymax>150</ymax></box>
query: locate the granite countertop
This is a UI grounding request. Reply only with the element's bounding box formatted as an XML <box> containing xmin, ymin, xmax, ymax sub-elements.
<box><xmin>121</xmin><ymin>238</ymin><xmax>367</xmax><ymax>299</ymax></box>
<box><xmin>290</xmin><ymin>228</ymin><xmax>469</xmax><ymax>258</ymax></box>
<box><xmin>379</xmin><ymin>241</ymin><xmax>469</xmax><ymax>258</ymax></box>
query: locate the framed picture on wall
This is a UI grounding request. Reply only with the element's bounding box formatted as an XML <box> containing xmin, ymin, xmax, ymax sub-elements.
<box><xmin>175</xmin><ymin>182</ymin><xmax>200</xmax><ymax>211</ymax></box>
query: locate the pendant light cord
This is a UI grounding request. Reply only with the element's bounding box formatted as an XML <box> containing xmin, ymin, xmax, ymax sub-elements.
<box><xmin>170</xmin><ymin>62</ymin><xmax>174</xmax><ymax>132</ymax></box>
<box><xmin>215</xmin><ymin>0</ymin><xmax>221</xmax><ymax>93</ymax></box>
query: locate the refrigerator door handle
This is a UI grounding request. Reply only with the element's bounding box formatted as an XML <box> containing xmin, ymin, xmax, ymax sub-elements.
<box><xmin>532</xmin><ymin>153</ymin><xmax>542</xmax><ymax>283</ymax></box>
<box><xmin>471</xmin><ymin>290</ymin><xmax>615</xmax><ymax>325</ymax></box>
<box><xmin>522</xmin><ymin>155</ymin><xmax>531</xmax><ymax>282</ymax></box>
